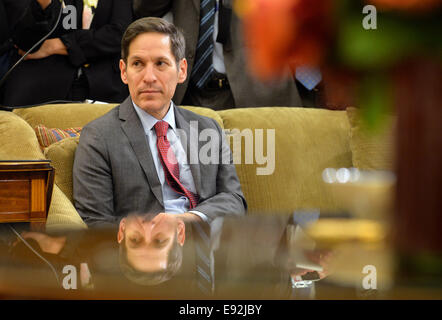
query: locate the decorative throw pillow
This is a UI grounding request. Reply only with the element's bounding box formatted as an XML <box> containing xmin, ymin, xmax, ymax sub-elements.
<box><xmin>35</xmin><ymin>125</ymin><xmax>82</xmax><ymax>148</ymax></box>
<box><xmin>346</xmin><ymin>107</ymin><xmax>396</xmax><ymax>170</ymax></box>
<box><xmin>44</xmin><ymin>136</ymin><xmax>80</xmax><ymax>203</ymax></box>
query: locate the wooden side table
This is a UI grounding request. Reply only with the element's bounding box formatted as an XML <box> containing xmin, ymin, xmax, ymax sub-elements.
<box><xmin>0</xmin><ymin>161</ymin><xmax>54</xmax><ymax>230</ymax></box>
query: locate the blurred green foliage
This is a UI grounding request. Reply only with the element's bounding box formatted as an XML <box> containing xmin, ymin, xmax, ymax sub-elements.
<box><xmin>332</xmin><ymin>0</ymin><xmax>441</xmax><ymax>130</ymax></box>
<box><xmin>336</xmin><ymin>0</ymin><xmax>442</xmax><ymax>70</ymax></box>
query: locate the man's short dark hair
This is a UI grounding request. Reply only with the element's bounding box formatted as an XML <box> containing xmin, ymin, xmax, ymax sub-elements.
<box><xmin>121</xmin><ymin>17</ymin><xmax>186</xmax><ymax>65</ymax></box>
<box><xmin>118</xmin><ymin>231</ymin><xmax>183</xmax><ymax>286</ymax></box>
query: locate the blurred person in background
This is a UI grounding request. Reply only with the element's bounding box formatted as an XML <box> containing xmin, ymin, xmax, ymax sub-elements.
<box><xmin>133</xmin><ymin>0</ymin><xmax>310</xmax><ymax>110</ymax></box>
<box><xmin>1</xmin><ymin>0</ymin><xmax>133</xmax><ymax>107</ymax></box>
<box><xmin>0</xmin><ymin>0</ymin><xmax>28</xmax><ymax>81</ymax></box>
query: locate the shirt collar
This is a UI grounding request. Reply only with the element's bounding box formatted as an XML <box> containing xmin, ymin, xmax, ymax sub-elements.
<box><xmin>132</xmin><ymin>100</ymin><xmax>177</xmax><ymax>134</ymax></box>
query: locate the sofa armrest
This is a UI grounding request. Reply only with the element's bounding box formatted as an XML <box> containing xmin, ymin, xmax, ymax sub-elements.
<box><xmin>46</xmin><ymin>184</ymin><xmax>87</xmax><ymax>232</ymax></box>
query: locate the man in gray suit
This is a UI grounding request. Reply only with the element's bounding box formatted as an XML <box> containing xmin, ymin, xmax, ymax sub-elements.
<box><xmin>73</xmin><ymin>17</ymin><xmax>247</xmax><ymax>229</ymax></box>
<box><xmin>133</xmin><ymin>0</ymin><xmax>303</xmax><ymax>110</ymax></box>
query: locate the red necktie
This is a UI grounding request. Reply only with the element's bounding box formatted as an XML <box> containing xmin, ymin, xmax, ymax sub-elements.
<box><xmin>154</xmin><ymin>121</ymin><xmax>198</xmax><ymax>209</ymax></box>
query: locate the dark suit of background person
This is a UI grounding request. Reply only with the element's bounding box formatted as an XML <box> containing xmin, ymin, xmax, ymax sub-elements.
<box><xmin>133</xmin><ymin>0</ymin><xmax>303</xmax><ymax>110</ymax></box>
<box><xmin>0</xmin><ymin>0</ymin><xmax>132</xmax><ymax>107</ymax></box>
<box><xmin>0</xmin><ymin>0</ymin><xmax>29</xmax><ymax>80</ymax></box>
<box><xmin>73</xmin><ymin>97</ymin><xmax>247</xmax><ymax>227</ymax></box>
<box><xmin>0</xmin><ymin>0</ymin><xmax>11</xmax><ymax>79</ymax></box>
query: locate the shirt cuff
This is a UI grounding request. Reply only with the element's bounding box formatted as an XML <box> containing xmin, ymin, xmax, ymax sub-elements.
<box><xmin>188</xmin><ymin>210</ymin><xmax>208</xmax><ymax>222</ymax></box>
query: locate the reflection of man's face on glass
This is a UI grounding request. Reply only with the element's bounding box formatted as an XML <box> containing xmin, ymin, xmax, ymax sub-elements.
<box><xmin>117</xmin><ymin>213</ymin><xmax>185</xmax><ymax>272</ymax></box>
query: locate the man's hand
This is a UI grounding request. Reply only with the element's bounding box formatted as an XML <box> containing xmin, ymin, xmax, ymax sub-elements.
<box><xmin>17</xmin><ymin>38</ymin><xmax>68</xmax><ymax>60</ymax></box>
<box><xmin>178</xmin><ymin>212</ymin><xmax>203</xmax><ymax>224</ymax></box>
<box><xmin>36</xmin><ymin>0</ymin><xmax>52</xmax><ymax>10</ymax></box>
<box><xmin>156</xmin><ymin>212</ymin><xmax>203</xmax><ymax>224</ymax></box>
<box><xmin>289</xmin><ymin>249</ymin><xmax>334</xmax><ymax>281</ymax></box>
<box><xmin>303</xmin><ymin>249</ymin><xmax>334</xmax><ymax>280</ymax></box>
<box><xmin>290</xmin><ymin>267</ymin><xmax>313</xmax><ymax>278</ymax></box>
<box><xmin>17</xmin><ymin>231</ymin><xmax>67</xmax><ymax>255</ymax></box>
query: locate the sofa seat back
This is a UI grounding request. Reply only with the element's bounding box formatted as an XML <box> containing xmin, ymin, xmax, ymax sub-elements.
<box><xmin>219</xmin><ymin>107</ymin><xmax>353</xmax><ymax>214</ymax></box>
<box><xmin>13</xmin><ymin>103</ymin><xmax>224</xmax><ymax>129</ymax></box>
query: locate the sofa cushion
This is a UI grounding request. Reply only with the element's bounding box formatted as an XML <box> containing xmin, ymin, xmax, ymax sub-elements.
<box><xmin>13</xmin><ymin>103</ymin><xmax>118</xmax><ymax>129</ymax></box>
<box><xmin>35</xmin><ymin>125</ymin><xmax>82</xmax><ymax>148</ymax></box>
<box><xmin>44</xmin><ymin>137</ymin><xmax>79</xmax><ymax>203</ymax></box>
<box><xmin>218</xmin><ymin>107</ymin><xmax>353</xmax><ymax>213</ymax></box>
<box><xmin>0</xmin><ymin>111</ymin><xmax>45</xmax><ymax>160</ymax></box>
<box><xmin>347</xmin><ymin>107</ymin><xmax>396</xmax><ymax>170</ymax></box>
<box><xmin>181</xmin><ymin>106</ymin><xmax>224</xmax><ymax>128</ymax></box>
<box><xmin>13</xmin><ymin>103</ymin><xmax>225</xmax><ymax>130</ymax></box>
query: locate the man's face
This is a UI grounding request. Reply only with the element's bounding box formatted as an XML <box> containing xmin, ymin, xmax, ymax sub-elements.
<box><xmin>120</xmin><ymin>32</ymin><xmax>187</xmax><ymax>119</ymax></box>
<box><xmin>117</xmin><ymin>213</ymin><xmax>185</xmax><ymax>272</ymax></box>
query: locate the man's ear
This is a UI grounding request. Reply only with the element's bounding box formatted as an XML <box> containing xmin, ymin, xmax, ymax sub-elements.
<box><xmin>177</xmin><ymin>58</ymin><xmax>187</xmax><ymax>84</ymax></box>
<box><xmin>120</xmin><ymin>59</ymin><xmax>128</xmax><ymax>84</ymax></box>
<box><xmin>177</xmin><ymin>220</ymin><xmax>186</xmax><ymax>246</ymax></box>
<box><xmin>117</xmin><ymin>218</ymin><xmax>126</xmax><ymax>244</ymax></box>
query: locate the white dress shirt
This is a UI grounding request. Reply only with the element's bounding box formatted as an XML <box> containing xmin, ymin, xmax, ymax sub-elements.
<box><xmin>133</xmin><ymin>101</ymin><xmax>207</xmax><ymax>220</ymax></box>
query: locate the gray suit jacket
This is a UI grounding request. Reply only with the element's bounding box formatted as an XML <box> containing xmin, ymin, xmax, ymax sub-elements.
<box><xmin>73</xmin><ymin>97</ymin><xmax>247</xmax><ymax>227</ymax></box>
<box><xmin>133</xmin><ymin>0</ymin><xmax>302</xmax><ymax>108</ymax></box>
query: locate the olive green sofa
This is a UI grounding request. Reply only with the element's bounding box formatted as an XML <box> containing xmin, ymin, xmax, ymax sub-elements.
<box><xmin>0</xmin><ymin>103</ymin><xmax>393</xmax><ymax>231</ymax></box>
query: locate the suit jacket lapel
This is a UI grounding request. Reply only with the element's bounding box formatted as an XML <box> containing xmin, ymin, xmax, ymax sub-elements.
<box><xmin>174</xmin><ymin>105</ymin><xmax>203</xmax><ymax>197</ymax></box>
<box><xmin>119</xmin><ymin>97</ymin><xmax>164</xmax><ymax>206</ymax></box>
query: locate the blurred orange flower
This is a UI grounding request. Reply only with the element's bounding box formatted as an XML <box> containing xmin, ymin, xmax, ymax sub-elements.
<box><xmin>240</xmin><ymin>0</ymin><xmax>333</xmax><ymax>80</ymax></box>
